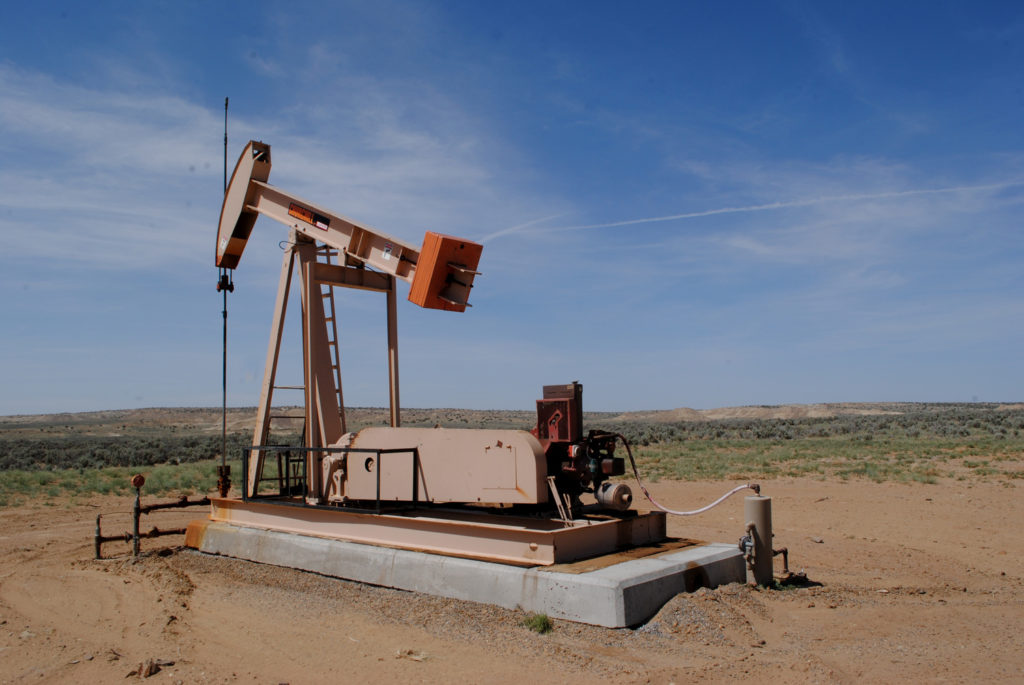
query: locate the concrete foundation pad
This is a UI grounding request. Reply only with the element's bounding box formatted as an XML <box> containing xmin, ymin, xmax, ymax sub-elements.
<box><xmin>187</xmin><ymin>520</ymin><xmax>745</xmax><ymax>627</ymax></box>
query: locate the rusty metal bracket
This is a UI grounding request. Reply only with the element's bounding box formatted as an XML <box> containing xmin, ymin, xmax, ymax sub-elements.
<box><xmin>93</xmin><ymin>479</ymin><xmax>214</xmax><ymax>560</ymax></box>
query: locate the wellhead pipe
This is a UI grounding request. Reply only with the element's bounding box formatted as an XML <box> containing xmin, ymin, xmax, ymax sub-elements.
<box><xmin>745</xmin><ymin>495</ymin><xmax>773</xmax><ymax>586</ymax></box>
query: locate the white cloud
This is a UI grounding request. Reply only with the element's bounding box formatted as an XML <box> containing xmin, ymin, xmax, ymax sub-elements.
<box><xmin>0</xmin><ymin>61</ymin><xmax>565</xmax><ymax>276</ymax></box>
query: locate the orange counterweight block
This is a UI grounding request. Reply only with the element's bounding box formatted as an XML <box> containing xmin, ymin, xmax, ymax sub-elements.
<box><xmin>408</xmin><ymin>232</ymin><xmax>483</xmax><ymax>312</ymax></box>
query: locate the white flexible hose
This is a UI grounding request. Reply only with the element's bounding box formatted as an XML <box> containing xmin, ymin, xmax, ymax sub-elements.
<box><xmin>614</xmin><ymin>433</ymin><xmax>760</xmax><ymax>516</ymax></box>
<box><xmin>640</xmin><ymin>483</ymin><xmax>756</xmax><ymax>516</ymax></box>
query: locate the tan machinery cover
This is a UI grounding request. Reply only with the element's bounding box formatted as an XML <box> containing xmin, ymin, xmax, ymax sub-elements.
<box><xmin>323</xmin><ymin>427</ymin><xmax>548</xmax><ymax>506</ymax></box>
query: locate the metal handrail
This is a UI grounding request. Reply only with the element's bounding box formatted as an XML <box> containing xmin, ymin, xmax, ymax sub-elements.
<box><xmin>243</xmin><ymin>444</ymin><xmax>421</xmax><ymax>513</ymax></box>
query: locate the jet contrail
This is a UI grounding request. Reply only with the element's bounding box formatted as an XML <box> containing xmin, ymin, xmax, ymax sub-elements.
<box><xmin>486</xmin><ymin>180</ymin><xmax>1023</xmax><ymax>240</ymax></box>
<box><xmin>479</xmin><ymin>212</ymin><xmax>570</xmax><ymax>242</ymax></box>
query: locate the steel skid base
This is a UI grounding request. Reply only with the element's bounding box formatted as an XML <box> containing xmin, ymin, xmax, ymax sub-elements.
<box><xmin>190</xmin><ymin>498</ymin><xmax>668</xmax><ymax>566</ymax></box>
<box><xmin>184</xmin><ymin>499</ymin><xmax>746</xmax><ymax>627</ymax></box>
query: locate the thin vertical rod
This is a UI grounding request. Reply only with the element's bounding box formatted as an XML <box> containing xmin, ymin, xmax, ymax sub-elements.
<box><xmin>132</xmin><ymin>488</ymin><xmax>141</xmax><ymax>558</ymax></box>
<box><xmin>221</xmin><ymin>284</ymin><xmax>228</xmax><ymax>467</ymax></box>
<box><xmin>386</xmin><ymin>276</ymin><xmax>400</xmax><ymax>427</ymax></box>
<box><xmin>220</xmin><ymin>96</ymin><xmax>229</xmax><ymax>470</ymax></box>
<box><xmin>223</xmin><ymin>97</ymin><xmax>229</xmax><ymax>193</ymax></box>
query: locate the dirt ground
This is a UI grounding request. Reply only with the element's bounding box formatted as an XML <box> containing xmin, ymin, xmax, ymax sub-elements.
<box><xmin>1</xmin><ymin>477</ymin><xmax>1021</xmax><ymax>684</ymax></box>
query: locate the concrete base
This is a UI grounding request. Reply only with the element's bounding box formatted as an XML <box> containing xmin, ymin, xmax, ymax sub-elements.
<box><xmin>186</xmin><ymin>520</ymin><xmax>745</xmax><ymax>627</ymax></box>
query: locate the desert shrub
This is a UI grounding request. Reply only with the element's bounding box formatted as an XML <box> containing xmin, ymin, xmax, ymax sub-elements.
<box><xmin>0</xmin><ymin>433</ymin><xmax>250</xmax><ymax>471</ymax></box>
<box><xmin>522</xmin><ymin>613</ymin><xmax>553</xmax><ymax>634</ymax></box>
<box><xmin>0</xmin><ymin>458</ymin><xmax>243</xmax><ymax>502</ymax></box>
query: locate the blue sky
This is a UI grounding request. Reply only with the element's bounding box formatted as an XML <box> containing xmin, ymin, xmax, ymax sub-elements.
<box><xmin>1</xmin><ymin>1</ymin><xmax>1021</xmax><ymax>415</ymax></box>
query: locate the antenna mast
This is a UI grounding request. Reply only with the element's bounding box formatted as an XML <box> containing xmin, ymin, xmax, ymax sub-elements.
<box><xmin>216</xmin><ymin>96</ymin><xmax>233</xmax><ymax>498</ymax></box>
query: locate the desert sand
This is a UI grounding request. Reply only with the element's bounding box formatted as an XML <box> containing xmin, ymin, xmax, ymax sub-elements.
<box><xmin>1</xmin><ymin>477</ymin><xmax>1022</xmax><ymax>683</ymax></box>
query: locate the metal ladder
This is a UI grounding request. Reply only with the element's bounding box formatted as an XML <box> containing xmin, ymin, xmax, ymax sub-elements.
<box><xmin>316</xmin><ymin>244</ymin><xmax>347</xmax><ymax>433</ymax></box>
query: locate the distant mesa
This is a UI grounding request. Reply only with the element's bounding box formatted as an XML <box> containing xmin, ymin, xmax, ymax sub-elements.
<box><xmin>613</xmin><ymin>403</ymin><xmax>902</xmax><ymax>423</ymax></box>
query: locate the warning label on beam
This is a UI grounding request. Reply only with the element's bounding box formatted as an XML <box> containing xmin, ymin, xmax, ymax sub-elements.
<box><xmin>288</xmin><ymin>202</ymin><xmax>330</xmax><ymax>231</ymax></box>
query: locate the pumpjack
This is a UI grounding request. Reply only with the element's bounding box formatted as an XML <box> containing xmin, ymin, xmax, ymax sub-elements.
<box><xmin>192</xmin><ymin>140</ymin><xmax>665</xmax><ymax>566</ymax></box>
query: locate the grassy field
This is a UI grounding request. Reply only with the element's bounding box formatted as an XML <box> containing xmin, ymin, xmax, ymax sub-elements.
<box><xmin>631</xmin><ymin>434</ymin><xmax>1023</xmax><ymax>483</ymax></box>
<box><xmin>0</xmin><ymin>459</ymin><xmax>244</xmax><ymax>507</ymax></box>
<box><xmin>0</xmin><ymin>403</ymin><xmax>1021</xmax><ymax>506</ymax></box>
